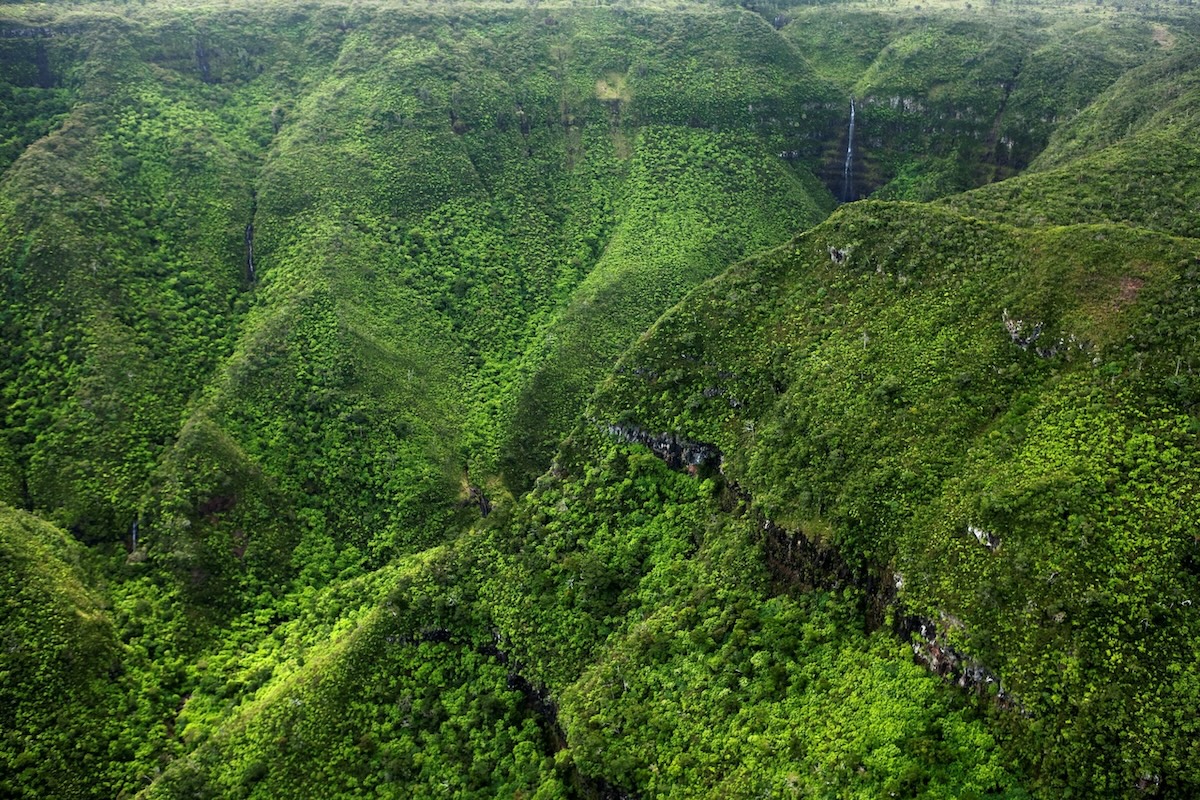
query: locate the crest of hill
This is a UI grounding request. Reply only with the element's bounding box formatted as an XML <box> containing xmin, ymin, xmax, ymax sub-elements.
<box><xmin>3</xmin><ymin>2</ymin><xmax>1200</xmax><ymax>798</ymax></box>
<box><xmin>943</xmin><ymin>44</ymin><xmax>1200</xmax><ymax>238</ymax></box>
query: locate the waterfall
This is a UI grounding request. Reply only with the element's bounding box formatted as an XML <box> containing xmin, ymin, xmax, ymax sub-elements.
<box><xmin>245</xmin><ymin>223</ymin><xmax>256</xmax><ymax>282</ymax></box>
<box><xmin>841</xmin><ymin>98</ymin><xmax>856</xmax><ymax>202</ymax></box>
<box><xmin>130</xmin><ymin>519</ymin><xmax>139</xmax><ymax>550</ymax></box>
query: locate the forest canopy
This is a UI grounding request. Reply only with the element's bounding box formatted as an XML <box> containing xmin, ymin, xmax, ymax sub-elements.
<box><xmin>3</xmin><ymin>0</ymin><xmax>1200</xmax><ymax>797</ymax></box>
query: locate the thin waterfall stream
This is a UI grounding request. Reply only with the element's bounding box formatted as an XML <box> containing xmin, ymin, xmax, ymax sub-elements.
<box><xmin>841</xmin><ymin>98</ymin><xmax>856</xmax><ymax>202</ymax></box>
<box><xmin>245</xmin><ymin>223</ymin><xmax>256</xmax><ymax>283</ymax></box>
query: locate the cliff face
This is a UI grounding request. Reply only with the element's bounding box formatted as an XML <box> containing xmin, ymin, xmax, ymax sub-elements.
<box><xmin>2</xmin><ymin>1</ymin><xmax>1199</xmax><ymax>798</ymax></box>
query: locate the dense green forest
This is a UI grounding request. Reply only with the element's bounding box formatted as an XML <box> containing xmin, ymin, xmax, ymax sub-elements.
<box><xmin>3</xmin><ymin>0</ymin><xmax>1200</xmax><ymax>796</ymax></box>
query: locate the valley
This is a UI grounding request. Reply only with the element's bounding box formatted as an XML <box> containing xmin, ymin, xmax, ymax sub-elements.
<box><xmin>3</xmin><ymin>0</ymin><xmax>1200</xmax><ymax>796</ymax></box>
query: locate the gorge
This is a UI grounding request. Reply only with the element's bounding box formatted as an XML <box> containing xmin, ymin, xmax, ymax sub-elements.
<box><xmin>3</xmin><ymin>0</ymin><xmax>1200</xmax><ymax>797</ymax></box>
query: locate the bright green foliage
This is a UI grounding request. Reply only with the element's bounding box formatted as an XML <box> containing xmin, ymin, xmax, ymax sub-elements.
<box><xmin>945</xmin><ymin>44</ymin><xmax>1200</xmax><ymax>238</ymax></box>
<box><xmin>0</xmin><ymin>21</ymin><xmax>258</xmax><ymax>540</ymax></box>
<box><xmin>784</xmin><ymin>7</ymin><xmax>1169</xmax><ymax>199</ymax></box>
<box><xmin>3</xmin><ymin>0</ymin><xmax>1200</xmax><ymax>798</ymax></box>
<box><xmin>145</xmin><ymin>554</ymin><xmax>568</xmax><ymax>800</ymax></box>
<box><xmin>563</xmin><ymin>601</ymin><xmax>1023</xmax><ymax>799</ymax></box>
<box><xmin>592</xmin><ymin>195</ymin><xmax>1200</xmax><ymax>793</ymax></box>
<box><xmin>0</xmin><ymin>33</ymin><xmax>78</xmax><ymax>169</ymax></box>
<box><xmin>0</xmin><ymin>1</ymin><xmax>836</xmax><ymax>599</ymax></box>
<box><xmin>503</xmin><ymin>125</ymin><xmax>831</xmax><ymax>489</ymax></box>
<box><xmin>148</xmin><ymin>413</ymin><xmax>295</xmax><ymax>603</ymax></box>
<box><xmin>465</xmin><ymin>436</ymin><xmax>1027</xmax><ymax>798</ymax></box>
<box><xmin>0</xmin><ymin>505</ymin><xmax>121</xmax><ymax>798</ymax></box>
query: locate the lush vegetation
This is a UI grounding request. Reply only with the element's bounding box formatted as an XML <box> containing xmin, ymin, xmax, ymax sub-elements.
<box><xmin>3</xmin><ymin>0</ymin><xmax>1200</xmax><ymax>797</ymax></box>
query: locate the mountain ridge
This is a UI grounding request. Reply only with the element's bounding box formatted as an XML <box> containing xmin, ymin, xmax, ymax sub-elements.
<box><xmin>3</xmin><ymin>1</ymin><xmax>1200</xmax><ymax>796</ymax></box>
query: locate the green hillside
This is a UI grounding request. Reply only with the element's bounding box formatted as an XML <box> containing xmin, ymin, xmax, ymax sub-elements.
<box><xmin>0</xmin><ymin>505</ymin><xmax>125</xmax><ymax>798</ymax></box>
<box><xmin>3</xmin><ymin>0</ymin><xmax>1200</xmax><ymax>797</ymax></box>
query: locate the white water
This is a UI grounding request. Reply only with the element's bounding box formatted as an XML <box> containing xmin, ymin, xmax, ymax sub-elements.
<box><xmin>841</xmin><ymin>98</ymin><xmax>855</xmax><ymax>202</ymax></box>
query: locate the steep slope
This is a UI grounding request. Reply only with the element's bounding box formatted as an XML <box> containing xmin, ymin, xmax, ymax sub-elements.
<box><xmin>943</xmin><ymin>44</ymin><xmax>1200</xmax><ymax>238</ymax></box>
<box><xmin>0</xmin><ymin>4</ymin><xmax>840</xmax><ymax>798</ymax></box>
<box><xmin>0</xmin><ymin>15</ymin><xmax>262</xmax><ymax>540</ymax></box>
<box><xmin>502</xmin><ymin>126</ymin><xmax>830</xmax><ymax>490</ymax></box>
<box><xmin>784</xmin><ymin>7</ymin><xmax>1174</xmax><ymax>199</ymax></box>
<box><xmin>0</xmin><ymin>21</ymin><xmax>79</xmax><ymax>169</ymax></box>
<box><xmin>465</xmin><ymin>435</ymin><xmax>1030</xmax><ymax>798</ymax></box>
<box><xmin>0</xmin><ymin>505</ymin><xmax>123</xmax><ymax>797</ymax></box>
<box><xmin>146</xmin><ymin>22</ymin><xmax>1200</xmax><ymax>789</ymax></box>
<box><xmin>146</xmin><ymin>428</ymin><xmax>1031</xmax><ymax>800</ymax></box>
<box><xmin>0</xmin><ymin>4</ymin><xmax>838</xmax><ymax>606</ymax></box>
<box><xmin>140</xmin><ymin>550</ymin><xmax>573</xmax><ymax>799</ymax></box>
<box><xmin>4</xmin><ymin>1</ymin><xmax>1200</xmax><ymax>799</ymax></box>
<box><xmin>579</xmin><ymin>163</ymin><xmax>1200</xmax><ymax>796</ymax></box>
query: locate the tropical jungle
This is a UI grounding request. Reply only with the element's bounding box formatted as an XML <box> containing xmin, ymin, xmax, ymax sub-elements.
<box><xmin>3</xmin><ymin>0</ymin><xmax>1200</xmax><ymax>796</ymax></box>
